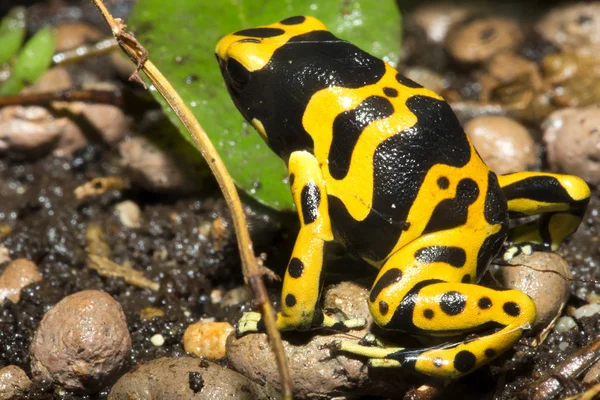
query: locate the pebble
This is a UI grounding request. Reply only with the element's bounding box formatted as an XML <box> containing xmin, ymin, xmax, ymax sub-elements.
<box><xmin>554</xmin><ymin>316</ymin><xmax>577</xmax><ymax>333</ymax></box>
<box><xmin>115</xmin><ymin>200</ymin><xmax>142</xmax><ymax>229</ymax></box>
<box><xmin>409</xmin><ymin>2</ymin><xmax>476</xmax><ymax>44</ymax></box>
<box><xmin>0</xmin><ymin>106</ymin><xmax>62</xmax><ymax>158</ymax></box>
<box><xmin>183</xmin><ymin>321</ymin><xmax>234</xmax><ymax>360</ymax></box>
<box><xmin>151</xmin><ymin>334</ymin><xmax>165</xmax><ymax>347</ymax></box>
<box><xmin>108</xmin><ymin>357</ymin><xmax>279</xmax><ymax>400</ymax></box>
<box><xmin>573</xmin><ymin>303</ymin><xmax>600</xmax><ymax>320</ymax></box>
<box><xmin>0</xmin><ymin>259</ymin><xmax>42</xmax><ymax>303</ymax></box>
<box><xmin>487</xmin><ymin>51</ymin><xmax>543</xmax><ymax>90</ymax></box>
<box><xmin>501</xmin><ymin>252</ymin><xmax>571</xmax><ymax>332</ymax></box>
<box><xmin>221</xmin><ymin>286</ymin><xmax>252</xmax><ymax>308</ymax></box>
<box><xmin>536</xmin><ymin>3</ymin><xmax>600</xmax><ymax>55</ymax></box>
<box><xmin>465</xmin><ymin>116</ymin><xmax>537</xmax><ymax>174</ymax></box>
<box><xmin>0</xmin><ymin>247</ymin><xmax>9</xmax><ymax>265</ymax></box>
<box><xmin>446</xmin><ymin>17</ymin><xmax>523</xmax><ymax>64</ymax></box>
<box><xmin>0</xmin><ymin>365</ymin><xmax>32</xmax><ymax>399</ymax></box>
<box><xmin>22</xmin><ymin>66</ymin><xmax>73</xmax><ymax>93</ymax></box>
<box><xmin>30</xmin><ymin>290</ymin><xmax>131</xmax><ymax>393</ymax></box>
<box><xmin>543</xmin><ymin>105</ymin><xmax>600</xmax><ymax>187</ymax></box>
<box><xmin>227</xmin><ymin>282</ymin><xmax>409</xmax><ymax>398</ymax></box>
<box><xmin>53</xmin><ymin>22</ymin><xmax>103</xmax><ymax>52</ymax></box>
<box><xmin>119</xmin><ymin>135</ymin><xmax>197</xmax><ymax>193</ymax></box>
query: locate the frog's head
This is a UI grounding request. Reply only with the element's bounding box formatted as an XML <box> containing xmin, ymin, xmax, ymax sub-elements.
<box><xmin>216</xmin><ymin>16</ymin><xmax>332</xmax><ymax>157</ymax></box>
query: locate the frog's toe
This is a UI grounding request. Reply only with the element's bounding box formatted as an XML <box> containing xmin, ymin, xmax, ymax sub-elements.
<box><xmin>236</xmin><ymin>311</ymin><xmax>264</xmax><ymax>336</ymax></box>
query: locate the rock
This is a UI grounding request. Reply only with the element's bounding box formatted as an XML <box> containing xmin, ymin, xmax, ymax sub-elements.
<box><xmin>446</xmin><ymin>17</ymin><xmax>523</xmax><ymax>64</ymax></box>
<box><xmin>22</xmin><ymin>66</ymin><xmax>73</xmax><ymax>93</ymax></box>
<box><xmin>0</xmin><ymin>365</ymin><xmax>32</xmax><ymax>399</ymax></box>
<box><xmin>403</xmin><ymin>67</ymin><xmax>446</xmax><ymax>93</ymax></box>
<box><xmin>465</xmin><ymin>116</ymin><xmax>537</xmax><ymax>174</ymax></box>
<box><xmin>108</xmin><ymin>357</ymin><xmax>279</xmax><ymax>400</ymax></box>
<box><xmin>0</xmin><ymin>259</ymin><xmax>42</xmax><ymax>303</ymax></box>
<box><xmin>227</xmin><ymin>282</ymin><xmax>409</xmax><ymax>399</ymax></box>
<box><xmin>183</xmin><ymin>321</ymin><xmax>234</xmax><ymax>360</ymax></box>
<box><xmin>536</xmin><ymin>3</ymin><xmax>600</xmax><ymax>55</ymax></box>
<box><xmin>119</xmin><ymin>135</ymin><xmax>197</xmax><ymax>193</ymax></box>
<box><xmin>30</xmin><ymin>290</ymin><xmax>131</xmax><ymax>393</ymax></box>
<box><xmin>115</xmin><ymin>200</ymin><xmax>142</xmax><ymax>229</ymax></box>
<box><xmin>53</xmin><ymin>22</ymin><xmax>103</xmax><ymax>52</ymax></box>
<box><xmin>221</xmin><ymin>286</ymin><xmax>252</xmax><ymax>308</ymax></box>
<box><xmin>409</xmin><ymin>2</ymin><xmax>477</xmax><ymax>44</ymax></box>
<box><xmin>500</xmin><ymin>252</ymin><xmax>571</xmax><ymax>332</ymax></box>
<box><xmin>0</xmin><ymin>106</ymin><xmax>62</xmax><ymax>158</ymax></box>
<box><xmin>543</xmin><ymin>105</ymin><xmax>600</xmax><ymax>187</ymax></box>
<box><xmin>487</xmin><ymin>51</ymin><xmax>543</xmax><ymax>90</ymax></box>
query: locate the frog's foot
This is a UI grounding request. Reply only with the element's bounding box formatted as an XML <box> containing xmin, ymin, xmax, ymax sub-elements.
<box><xmin>328</xmin><ymin>339</ymin><xmax>405</xmax><ymax>362</ymax></box>
<box><xmin>317</xmin><ymin>312</ymin><xmax>367</xmax><ymax>332</ymax></box>
<box><xmin>236</xmin><ymin>311</ymin><xmax>264</xmax><ymax>336</ymax></box>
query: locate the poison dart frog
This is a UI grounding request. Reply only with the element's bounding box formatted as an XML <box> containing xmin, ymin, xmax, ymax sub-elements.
<box><xmin>215</xmin><ymin>16</ymin><xmax>591</xmax><ymax>379</ymax></box>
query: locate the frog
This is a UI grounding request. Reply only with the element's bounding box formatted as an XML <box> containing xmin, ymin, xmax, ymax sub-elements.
<box><xmin>215</xmin><ymin>16</ymin><xmax>591</xmax><ymax>379</ymax></box>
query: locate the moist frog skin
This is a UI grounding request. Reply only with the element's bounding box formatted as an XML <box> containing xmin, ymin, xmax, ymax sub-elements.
<box><xmin>215</xmin><ymin>16</ymin><xmax>590</xmax><ymax>379</ymax></box>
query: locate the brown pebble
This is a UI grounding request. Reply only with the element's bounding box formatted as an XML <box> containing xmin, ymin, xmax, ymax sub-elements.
<box><xmin>447</xmin><ymin>17</ymin><xmax>523</xmax><ymax>64</ymax></box>
<box><xmin>22</xmin><ymin>67</ymin><xmax>73</xmax><ymax>94</ymax></box>
<box><xmin>227</xmin><ymin>282</ymin><xmax>409</xmax><ymax>398</ymax></box>
<box><xmin>0</xmin><ymin>106</ymin><xmax>62</xmax><ymax>157</ymax></box>
<box><xmin>0</xmin><ymin>259</ymin><xmax>42</xmax><ymax>303</ymax></box>
<box><xmin>0</xmin><ymin>365</ymin><xmax>32</xmax><ymax>399</ymax></box>
<box><xmin>221</xmin><ymin>286</ymin><xmax>252</xmax><ymax>308</ymax></box>
<box><xmin>30</xmin><ymin>290</ymin><xmax>131</xmax><ymax>393</ymax></box>
<box><xmin>183</xmin><ymin>321</ymin><xmax>234</xmax><ymax>360</ymax></box>
<box><xmin>501</xmin><ymin>252</ymin><xmax>571</xmax><ymax>332</ymax></box>
<box><xmin>465</xmin><ymin>116</ymin><xmax>537</xmax><ymax>174</ymax></box>
<box><xmin>543</xmin><ymin>105</ymin><xmax>600</xmax><ymax>187</ymax></box>
<box><xmin>119</xmin><ymin>135</ymin><xmax>197</xmax><ymax>193</ymax></box>
<box><xmin>53</xmin><ymin>22</ymin><xmax>103</xmax><ymax>52</ymax></box>
<box><xmin>487</xmin><ymin>51</ymin><xmax>543</xmax><ymax>90</ymax></box>
<box><xmin>115</xmin><ymin>200</ymin><xmax>142</xmax><ymax>229</ymax></box>
<box><xmin>536</xmin><ymin>3</ymin><xmax>600</xmax><ymax>55</ymax></box>
<box><xmin>410</xmin><ymin>2</ymin><xmax>477</xmax><ymax>44</ymax></box>
<box><xmin>108</xmin><ymin>357</ymin><xmax>278</xmax><ymax>400</ymax></box>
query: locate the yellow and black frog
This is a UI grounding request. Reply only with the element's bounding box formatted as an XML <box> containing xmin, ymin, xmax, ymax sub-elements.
<box><xmin>215</xmin><ymin>16</ymin><xmax>590</xmax><ymax>379</ymax></box>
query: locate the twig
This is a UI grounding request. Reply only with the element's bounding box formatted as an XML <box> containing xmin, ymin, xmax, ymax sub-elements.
<box><xmin>0</xmin><ymin>88</ymin><xmax>122</xmax><ymax>107</ymax></box>
<box><xmin>90</xmin><ymin>1</ymin><xmax>293</xmax><ymax>398</ymax></box>
<box><xmin>52</xmin><ymin>37</ymin><xmax>118</xmax><ymax>65</ymax></box>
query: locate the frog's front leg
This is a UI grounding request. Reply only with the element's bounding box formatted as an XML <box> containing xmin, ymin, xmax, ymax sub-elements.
<box><xmin>498</xmin><ymin>172</ymin><xmax>590</xmax><ymax>261</ymax></box>
<box><xmin>237</xmin><ymin>150</ymin><xmax>366</xmax><ymax>335</ymax></box>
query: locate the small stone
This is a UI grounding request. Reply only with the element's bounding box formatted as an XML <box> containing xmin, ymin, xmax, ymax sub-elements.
<box><xmin>403</xmin><ymin>67</ymin><xmax>446</xmax><ymax>93</ymax></box>
<box><xmin>30</xmin><ymin>290</ymin><xmax>131</xmax><ymax>394</ymax></box>
<box><xmin>573</xmin><ymin>303</ymin><xmax>600</xmax><ymax>319</ymax></box>
<box><xmin>409</xmin><ymin>2</ymin><xmax>477</xmax><ymax>43</ymax></box>
<box><xmin>501</xmin><ymin>252</ymin><xmax>571</xmax><ymax>332</ymax></box>
<box><xmin>108</xmin><ymin>357</ymin><xmax>278</xmax><ymax>399</ymax></box>
<box><xmin>536</xmin><ymin>3</ymin><xmax>600</xmax><ymax>55</ymax></box>
<box><xmin>554</xmin><ymin>317</ymin><xmax>577</xmax><ymax>333</ymax></box>
<box><xmin>0</xmin><ymin>365</ymin><xmax>32</xmax><ymax>399</ymax></box>
<box><xmin>0</xmin><ymin>106</ymin><xmax>62</xmax><ymax>158</ymax></box>
<box><xmin>119</xmin><ymin>135</ymin><xmax>197</xmax><ymax>193</ymax></box>
<box><xmin>53</xmin><ymin>22</ymin><xmax>103</xmax><ymax>52</ymax></box>
<box><xmin>140</xmin><ymin>307</ymin><xmax>164</xmax><ymax>321</ymax></box>
<box><xmin>183</xmin><ymin>321</ymin><xmax>234</xmax><ymax>360</ymax></box>
<box><xmin>465</xmin><ymin>116</ymin><xmax>537</xmax><ymax>174</ymax></box>
<box><xmin>447</xmin><ymin>17</ymin><xmax>523</xmax><ymax>64</ymax></box>
<box><xmin>227</xmin><ymin>282</ymin><xmax>409</xmax><ymax>398</ymax></box>
<box><xmin>543</xmin><ymin>105</ymin><xmax>600</xmax><ymax>187</ymax></box>
<box><xmin>22</xmin><ymin>67</ymin><xmax>73</xmax><ymax>93</ymax></box>
<box><xmin>0</xmin><ymin>259</ymin><xmax>42</xmax><ymax>303</ymax></box>
<box><xmin>487</xmin><ymin>51</ymin><xmax>543</xmax><ymax>90</ymax></box>
<box><xmin>221</xmin><ymin>286</ymin><xmax>252</xmax><ymax>308</ymax></box>
<box><xmin>0</xmin><ymin>247</ymin><xmax>10</xmax><ymax>265</ymax></box>
<box><xmin>151</xmin><ymin>334</ymin><xmax>165</xmax><ymax>347</ymax></box>
<box><xmin>115</xmin><ymin>200</ymin><xmax>142</xmax><ymax>229</ymax></box>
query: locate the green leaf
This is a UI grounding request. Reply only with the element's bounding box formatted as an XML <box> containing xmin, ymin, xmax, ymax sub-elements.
<box><xmin>128</xmin><ymin>0</ymin><xmax>401</xmax><ymax>210</ymax></box>
<box><xmin>0</xmin><ymin>26</ymin><xmax>56</xmax><ymax>95</ymax></box>
<box><xmin>0</xmin><ymin>7</ymin><xmax>27</xmax><ymax>66</ymax></box>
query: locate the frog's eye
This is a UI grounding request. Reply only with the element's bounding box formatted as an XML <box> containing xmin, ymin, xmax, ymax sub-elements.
<box><xmin>226</xmin><ymin>58</ymin><xmax>251</xmax><ymax>89</ymax></box>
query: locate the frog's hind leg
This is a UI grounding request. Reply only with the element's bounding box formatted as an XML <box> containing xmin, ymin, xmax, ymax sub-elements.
<box><xmin>498</xmin><ymin>172</ymin><xmax>590</xmax><ymax>260</ymax></box>
<box><xmin>333</xmin><ymin>230</ymin><xmax>535</xmax><ymax>379</ymax></box>
<box><xmin>237</xmin><ymin>150</ymin><xmax>366</xmax><ymax>335</ymax></box>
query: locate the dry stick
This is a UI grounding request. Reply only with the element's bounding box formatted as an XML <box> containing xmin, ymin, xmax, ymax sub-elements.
<box><xmin>0</xmin><ymin>89</ymin><xmax>122</xmax><ymax>107</ymax></box>
<box><xmin>90</xmin><ymin>1</ymin><xmax>293</xmax><ymax>398</ymax></box>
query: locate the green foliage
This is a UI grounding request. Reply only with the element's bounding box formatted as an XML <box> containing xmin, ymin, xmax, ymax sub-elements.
<box><xmin>129</xmin><ymin>0</ymin><xmax>402</xmax><ymax>210</ymax></box>
<box><xmin>0</xmin><ymin>7</ymin><xmax>27</xmax><ymax>65</ymax></box>
<box><xmin>0</xmin><ymin>25</ymin><xmax>56</xmax><ymax>95</ymax></box>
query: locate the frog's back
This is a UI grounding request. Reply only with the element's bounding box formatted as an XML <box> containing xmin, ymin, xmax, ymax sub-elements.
<box><xmin>215</xmin><ymin>16</ymin><xmax>507</xmax><ymax>263</ymax></box>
